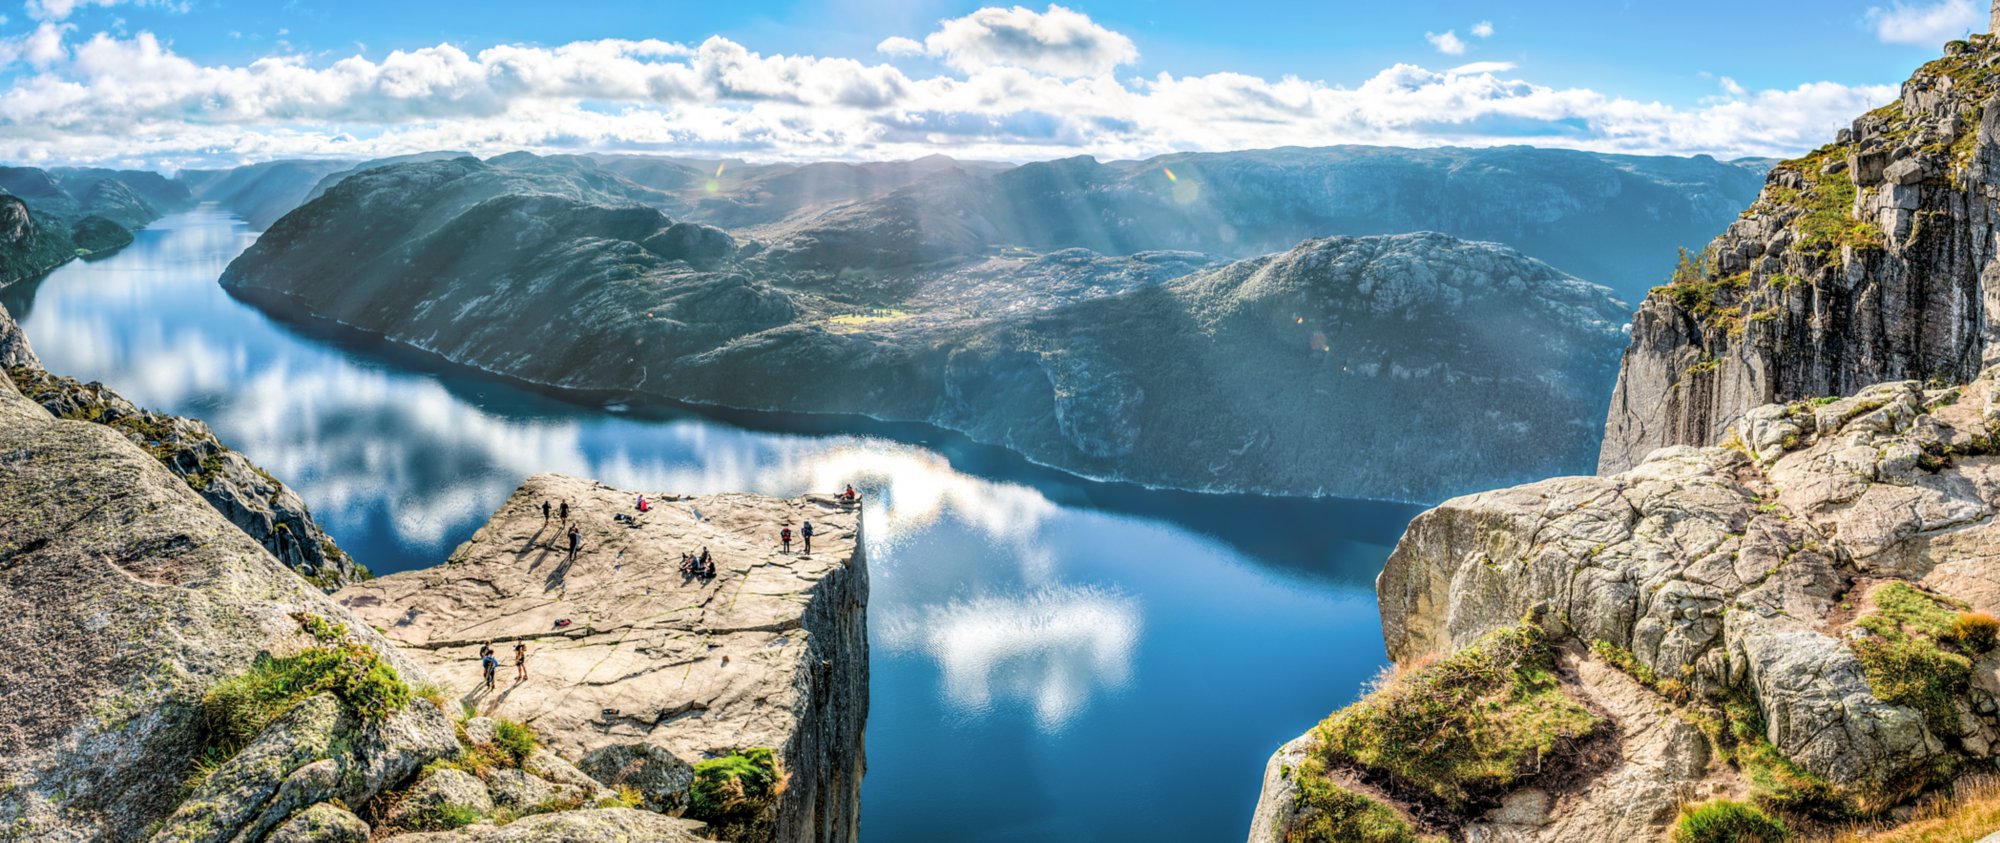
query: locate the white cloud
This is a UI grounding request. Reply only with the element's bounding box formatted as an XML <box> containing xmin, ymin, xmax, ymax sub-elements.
<box><xmin>1426</xmin><ymin>30</ymin><xmax>1467</xmax><ymax>55</ymax></box>
<box><xmin>1471</xmin><ymin>20</ymin><xmax>1495</xmax><ymax>38</ymax></box>
<box><xmin>1868</xmin><ymin>0</ymin><xmax>1982</xmax><ymax>46</ymax></box>
<box><xmin>896</xmin><ymin>3</ymin><xmax>1136</xmax><ymax>77</ymax></box>
<box><xmin>1719</xmin><ymin>75</ymin><xmax>1748</xmax><ymax>97</ymax></box>
<box><xmin>876</xmin><ymin>35</ymin><xmax>924</xmax><ymax>56</ymax></box>
<box><xmin>0</xmin><ymin>10</ymin><xmax>1900</xmax><ymax>170</ymax></box>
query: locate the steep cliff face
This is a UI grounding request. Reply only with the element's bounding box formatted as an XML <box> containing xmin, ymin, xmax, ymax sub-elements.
<box><xmin>1256</xmin><ymin>370</ymin><xmax>2000</xmax><ymax>841</ymax></box>
<box><xmin>0</xmin><ymin>366</ymin><xmax>457</xmax><ymax>841</ymax></box>
<box><xmin>336</xmin><ymin>475</ymin><xmax>868</xmax><ymax>843</ymax></box>
<box><xmin>1601</xmin><ymin>34</ymin><xmax>2000</xmax><ymax>472</ymax></box>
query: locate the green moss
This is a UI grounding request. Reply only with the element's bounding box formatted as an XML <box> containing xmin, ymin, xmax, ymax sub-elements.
<box><xmin>1852</xmin><ymin>583</ymin><xmax>1978</xmax><ymax>739</ymax></box>
<box><xmin>1309</xmin><ymin>621</ymin><xmax>1604</xmax><ymax>811</ymax></box>
<box><xmin>1286</xmin><ymin>765</ymin><xmax>1441</xmax><ymax>843</ymax></box>
<box><xmin>688</xmin><ymin>747</ymin><xmax>784</xmax><ymax>839</ymax></box>
<box><xmin>403</xmin><ymin>802</ymin><xmax>482</xmax><ymax>831</ymax></box>
<box><xmin>195</xmin><ymin>613</ymin><xmax>410</xmax><ymax>773</ymax></box>
<box><xmin>1589</xmin><ymin>640</ymin><xmax>1689</xmax><ymax>702</ymax></box>
<box><xmin>1672</xmin><ymin>800</ymin><xmax>1789</xmax><ymax>843</ymax></box>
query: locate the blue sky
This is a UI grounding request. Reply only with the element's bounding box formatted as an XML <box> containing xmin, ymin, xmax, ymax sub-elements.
<box><xmin>0</xmin><ymin>0</ymin><xmax>1982</xmax><ymax>168</ymax></box>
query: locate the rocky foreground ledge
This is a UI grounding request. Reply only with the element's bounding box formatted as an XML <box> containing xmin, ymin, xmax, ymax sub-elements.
<box><xmin>0</xmin><ymin>306</ymin><xmax>865</xmax><ymax>841</ymax></box>
<box><xmin>1254</xmin><ymin>369</ymin><xmax>2000</xmax><ymax>841</ymax></box>
<box><xmin>337</xmin><ymin>474</ymin><xmax>868</xmax><ymax>843</ymax></box>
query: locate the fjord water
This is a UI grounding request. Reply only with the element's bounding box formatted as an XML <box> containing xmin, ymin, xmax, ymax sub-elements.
<box><xmin>9</xmin><ymin>209</ymin><xmax>1419</xmax><ymax>842</ymax></box>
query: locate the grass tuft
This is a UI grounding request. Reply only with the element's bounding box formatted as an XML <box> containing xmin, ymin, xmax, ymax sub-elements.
<box><xmin>1673</xmin><ymin>799</ymin><xmax>1788</xmax><ymax>843</ymax></box>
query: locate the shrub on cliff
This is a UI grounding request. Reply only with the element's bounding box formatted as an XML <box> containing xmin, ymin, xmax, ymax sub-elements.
<box><xmin>1672</xmin><ymin>800</ymin><xmax>1788</xmax><ymax>843</ymax></box>
<box><xmin>688</xmin><ymin>747</ymin><xmax>786</xmax><ymax>839</ymax></box>
<box><xmin>196</xmin><ymin>613</ymin><xmax>410</xmax><ymax>772</ymax></box>
<box><xmin>1308</xmin><ymin>620</ymin><xmax>1604</xmax><ymax>811</ymax></box>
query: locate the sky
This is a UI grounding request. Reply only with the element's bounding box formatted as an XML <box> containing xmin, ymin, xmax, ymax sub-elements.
<box><xmin>0</xmin><ymin>0</ymin><xmax>1985</xmax><ymax>170</ymax></box>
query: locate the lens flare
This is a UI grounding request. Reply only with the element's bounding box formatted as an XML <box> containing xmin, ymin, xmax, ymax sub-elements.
<box><xmin>1162</xmin><ymin>166</ymin><xmax>1177</xmax><ymax>183</ymax></box>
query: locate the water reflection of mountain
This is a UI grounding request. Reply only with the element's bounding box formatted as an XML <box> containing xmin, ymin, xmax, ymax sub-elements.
<box><xmin>235</xmin><ymin>293</ymin><xmax>1419</xmax><ymax>587</ymax></box>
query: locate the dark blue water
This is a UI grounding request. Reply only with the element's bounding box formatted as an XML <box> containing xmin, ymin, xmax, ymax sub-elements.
<box><xmin>7</xmin><ymin>209</ymin><xmax>1420</xmax><ymax>843</ymax></box>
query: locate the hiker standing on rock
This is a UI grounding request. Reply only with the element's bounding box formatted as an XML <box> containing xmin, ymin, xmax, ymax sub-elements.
<box><xmin>567</xmin><ymin>524</ymin><xmax>582</xmax><ymax>563</ymax></box>
<box><xmin>781</xmin><ymin>526</ymin><xmax>793</xmax><ymax>554</ymax></box>
<box><xmin>542</xmin><ymin>500</ymin><xmax>551</xmax><ymax>523</ymax></box>
<box><xmin>514</xmin><ymin>642</ymin><xmax>528</xmax><ymax>682</ymax></box>
<box><xmin>801</xmin><ymin>520</ymin><xmax>815</xmax><ymax>555</ymax></box>
<box><xmin>559</xmin><ymin>500</ymin><xmax>570</xmax><ymax>523</ymax></box>
<box><xmin>480</xmin><ymin>642</ymin><xmax>498</xmax><ymax>691</ymax></box>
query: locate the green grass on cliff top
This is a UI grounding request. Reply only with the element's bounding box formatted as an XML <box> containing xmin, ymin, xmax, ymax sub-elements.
<box><xmin>1304</xmin><ymin>620</ymin><xmax>1604</xmax><ymax>813</ymax></box>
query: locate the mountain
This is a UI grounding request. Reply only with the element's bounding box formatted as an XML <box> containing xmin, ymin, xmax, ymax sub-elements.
<box><xmin>1599</xmin><ymin>36</ymin><xmax>2000</xmax><ymax>472</ymax></box>
<box><xmin>0</xmin><ymin>167</ymin><xmax>163</xmax><ymax>288</ymax></box>
<box><xmin>220</xmin><ymin>153</ymin><xmax>1629</xmax><ymax>501</ymax></box>
<box><xmin>182</xmin><ymin>159</ymin><xmax>359</xmax><ymax>230</ymax></box>
<box><xmin>734</xmin><ymin>146</ymin><xmax>1765</xmax><ymax>300</ymax></box>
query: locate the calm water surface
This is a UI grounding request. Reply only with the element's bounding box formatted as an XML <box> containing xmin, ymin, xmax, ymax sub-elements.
<box><xmin>8</xmin><ymin>209</ymin><xmax>1420</xmax><ymax>843</ymax></box>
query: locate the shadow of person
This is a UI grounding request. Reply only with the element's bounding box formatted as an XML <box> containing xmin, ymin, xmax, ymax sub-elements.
<box><xmin>545</xmin><ymin>554</ymin><xmax>575</xmax><ymax>592</ymax></box>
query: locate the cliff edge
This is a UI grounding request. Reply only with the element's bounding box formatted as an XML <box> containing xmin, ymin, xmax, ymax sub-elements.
<box><xmin>336</xmin><ymin>474</ymin><xmax>868</xmax><ymax>843</ymax></box>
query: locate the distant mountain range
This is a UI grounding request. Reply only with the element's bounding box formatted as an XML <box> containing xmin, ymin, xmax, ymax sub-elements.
<box><xmin>219</xmin><ymin>153</ymin><xmax>1635</xmax><ymax>500</ymax></box>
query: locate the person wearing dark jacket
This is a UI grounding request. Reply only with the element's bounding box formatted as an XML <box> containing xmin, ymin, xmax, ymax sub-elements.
<box><xmin>801</xmin><ymin>521</ymin><xmax>815</xmax><ymax>554</ymax></box>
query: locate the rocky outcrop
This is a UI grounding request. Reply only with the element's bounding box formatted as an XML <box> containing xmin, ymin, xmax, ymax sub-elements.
<box><xmin>336</xmin><ymin>474</ymin><xmax>869</xmax><ymax>843</ymax></box>
<box><xmin>1600</xmin><ymin>33</ymin><xmax>2000</xmax><ymax>473</ymax></box>
<box><xmin>1</xmin><ymin>314</ymin><xmax>366</xmax><ymax>589</ymax></box>
<box><xmin>377</xmin><ymin>808</ymin><xmax>707</xmax><ymax>842</ymax></box>
<box><xmin>1257</xmin><ymin>368</ymin><xmax>2000</xmax><ymax>841</ymax></box>
<box><xmin>222</xmin><ymin>153</ymin><xmax>1629</xmax><ymax>500</ymax></box>
<box><xmin>0</xmin><ymin>366</ymin><xmax>453</xmax><ymax>841</ymax></box>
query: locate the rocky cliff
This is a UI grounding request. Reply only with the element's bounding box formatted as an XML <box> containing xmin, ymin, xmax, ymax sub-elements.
<box><xmin>220</xmin><ymin>153</ymin><xmax>1628</xmax><ymax>501</ymax></box>
<box><xmin>0</xmin><ymin>302</ymin><xmax>365</xmax><ymax>590</ymax></box>
<box><xmin>1600</xmin><ymin>32</ymin><xmax>2000</xmax><ymax>473</ymax></box>
<box><xmin>336</xmin><ymin>474</ymin><xmax>867</xmax><ymax>843</ymax></box>
<box><xmin>0</xmin><ymin>357</ymin><xmax>461</xmax><ymax>841</ymax></box>
<box><xmin>1253</xmin><ymin>370</ymin><xmax>2000</xmax><ymax>841</ymax></box>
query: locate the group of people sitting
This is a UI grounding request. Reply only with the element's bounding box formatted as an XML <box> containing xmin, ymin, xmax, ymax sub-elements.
<box><xmin>680</xmin><ymin>547</ymin><xmax>716</xmax><ymax>582</ymax></box>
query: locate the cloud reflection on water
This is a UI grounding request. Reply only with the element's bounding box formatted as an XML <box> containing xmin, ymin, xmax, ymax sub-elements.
<box><xmin>879</xmin><ymin>585</ymin><xmax>1142</xmax><ymax>732</ymax></box>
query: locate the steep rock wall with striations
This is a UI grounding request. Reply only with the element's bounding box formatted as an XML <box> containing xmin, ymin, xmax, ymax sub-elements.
<box><xmin>1601</xmin><ymin>32</ymin><xmax>2000</xmax><ymax>472</ymax></box>
<box><xmin>336</xmin><ymin>474</ymin><xmax>869</xmax><ymax>843</ymax></box>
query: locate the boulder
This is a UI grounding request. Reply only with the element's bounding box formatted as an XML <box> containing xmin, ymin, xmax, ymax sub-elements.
<box><xmin>266</xmin><ymin>802</ymin><xmax>369</xmax><ymax>843</ymax></box>
<box><xmin>390</xmin><ymin>767</ymin><xmax>495</xmax><ymax>828</ymax></box>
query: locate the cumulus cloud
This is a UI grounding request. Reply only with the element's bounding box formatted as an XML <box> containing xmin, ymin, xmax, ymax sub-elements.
<box><xmin>0</xmin><ymin>7</ymin><xmax>1899</xmax><ymax>170</ymax></box>
<box><xmin>892</xmin><ymin>3</ymin><xmax>1137</xmax><ymax>77</ymax></box>
<box><xmin>1869</xmin><ymin>0</ymin><xmax>1983</xmax><ymax>46</ymax></box>
<box><xmin>1471</xmin><ymin>21</ymin><xmax>1495</xmax><ymax>38</ymax></box>
<box><xmin>1426</xmin><ymin>30</ymin><xmax>1467</xmax><ymax>55</ymax></box>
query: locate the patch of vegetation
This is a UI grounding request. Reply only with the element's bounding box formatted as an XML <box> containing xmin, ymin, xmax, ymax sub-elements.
<box><xmin>1285</xmin><ymin>767</ymin><xmax>1441</xmax><ymax>843</ymax></box>
<box><xmin>1829</xmin><ymin>774</ymin><xmax>2000</xmax><ymax>842</ymax></box>
<box><xmin>593</xmin><ymin>784</ymin><xmax>647</xmax><ymax>810</ymax></box>
<box><xmin>493</xmin><ymin>719</ymin><xmax>538</xmax><ymax>765</ymax></box>
<box><xmin>194</xmin><ymin>614</ymin><xmax>410</xmax><ymax>778</ymax></box>
<box><xmin>402</xmin><ymin>802</ymin><xmax>482</xmax><ymax>831</ymax></box>
<box><xmin>1672</xmin><ymin>799</ymin><xmax>1789</xmax><ymax>843</ymax></box>
<box><xmin>432</xmin><ymin>717</ymin><xmax>541</xmax><ymax>778</ymax></box>
<box><xmin>688</xmin><ymin>747</ymin><xmax>786</xmax><ymax>839</ymax></box>
<box><xmin>1308</xmin><ymin>621</ymin><xmax>1604</xmax><ymax>812</ymax></box>
<box><xmin>1589</xmin><ymin>640</ymin><xmax>1689</xmax><ymax>702</ymax></box>
<box><xmin>1850</xmin><ymin>583</ymin><xmax>1985</xmax><ymax>739</ymax></box>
